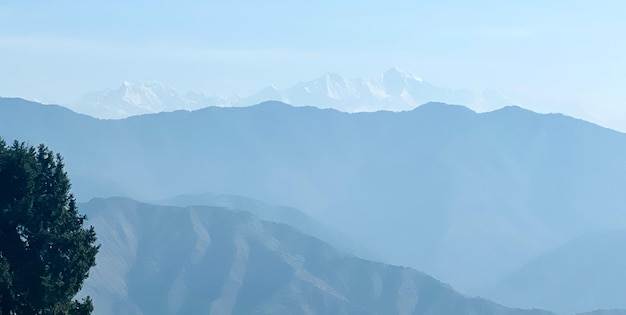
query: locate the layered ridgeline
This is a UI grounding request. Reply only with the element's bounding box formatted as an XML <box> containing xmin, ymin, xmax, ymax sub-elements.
<box><xmin>2</xmin><ymin>97</ymin><xmax>626</xmax><ymax>313</ymax></box>
<box><xmin>78</xmin><ymin>197</ymin><xmax>553</xmax><ymax>315</ymax></box>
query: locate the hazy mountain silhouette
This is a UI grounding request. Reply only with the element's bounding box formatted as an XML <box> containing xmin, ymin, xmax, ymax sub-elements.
<box><xmin>2</xmin><ymin>97</ymin><xmax>626</xmax><ymax>303</ymax></box>
<box><xmin>576</xmin><ymin>311</ymin><xmax>626</xmax><ymax>315</ymax></box>
<box><xmin>78</xmin><ymin>197</ymin><xmax>554</xmax><ymax>315</ymax></box>
<box><xmin>485</xmin><ymin>229</ymin><xmax>626</xmax><ymax>314</ymax></box>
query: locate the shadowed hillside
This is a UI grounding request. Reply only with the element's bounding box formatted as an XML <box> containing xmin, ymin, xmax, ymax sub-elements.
<box><xmin>78</xmin><ymin>197</ymin><xmax>554</xmax><ymax>315</ymax></box>
<box><xmin>159</xmin><ymin>193</ymin><xmax>377</xmax><ymax>260</ymax></box>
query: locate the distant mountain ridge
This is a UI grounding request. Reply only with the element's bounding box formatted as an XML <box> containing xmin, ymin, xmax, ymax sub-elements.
<box><xmin>576</xmin><ymin>311</ymin><xmax>626</xmax><ymax>315</ymax></box>
<box><xmin>68</xmin><ymin>68</ymin><xmax>512</xmax><ymax>118</ymax></box>
<box><xmin>485</xmin><ymin>229</ymin><xmax>626</xmax><ymax>314</ymax></box>
<box><xmin>78</xmin><ymin>197</ymin><xmax>554</xmax><ymax>315</ymax></box>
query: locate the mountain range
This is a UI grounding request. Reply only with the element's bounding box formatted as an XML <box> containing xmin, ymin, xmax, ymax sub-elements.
<box><xmin>2</xmin><ymin>97</ymin><xmax>626</xmax><ymax>314</ymax></box>
<box><xmin>72</xmin><ymin>81</ymin><xmax>228</xmax><ymax>119</ymax></box>
<box><xmin>78</xmin><ymin>197</ymin><xmax>553</xmax><ymax>315</ymax></box>
<box><xmin>67</xmin><ymin>68</ymin><xmax>512</xmax><ymax>119</ymax></box>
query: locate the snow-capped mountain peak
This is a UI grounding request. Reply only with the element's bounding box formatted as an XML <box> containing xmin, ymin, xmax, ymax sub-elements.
<box><xmin>72</xmin><ymin>81</ymin><xmax>209</xmax><ymax>119</ymax></box>
<box><xmin>296</xmin><ymin>72</ymin><xmax>361</xmax><ymax>100</ymax></box>
<box><xmin>70</xmin><ymin>68</ymin><xmax>514</xmax><ymax>119</ymax></box>
<box><xmin>385</xmin><ymin>67</ymin><xmax>423</xmax><ymax>82</ymax></box>
<box><xmin>382</xmin><ymin>67</ymin><xmax>424</xmax><ymax>96</ymax></box>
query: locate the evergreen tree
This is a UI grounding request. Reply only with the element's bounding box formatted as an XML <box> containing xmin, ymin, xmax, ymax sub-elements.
<box><xmin>0</xmin><ymin>139</ymin><xmax>99</xmax><ymax>315</ymax></box>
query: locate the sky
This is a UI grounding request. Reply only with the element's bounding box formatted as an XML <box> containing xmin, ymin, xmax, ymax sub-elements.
<box><xmin>1</xmin><ymin>0</ymin><xmax>625</xmax><ymax>131</ymax></box>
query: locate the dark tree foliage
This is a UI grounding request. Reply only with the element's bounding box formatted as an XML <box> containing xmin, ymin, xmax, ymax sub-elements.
<box><xmin>0</xmin><ymin>139</ymin><xmax>99</xmax><ymax>315</ymax></box>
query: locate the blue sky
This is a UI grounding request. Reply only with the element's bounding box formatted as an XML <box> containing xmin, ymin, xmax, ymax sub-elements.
<box><xmin>1</xmin><ymin>1</ymin><xmax>625</xmax><ymax>130</ymax></box>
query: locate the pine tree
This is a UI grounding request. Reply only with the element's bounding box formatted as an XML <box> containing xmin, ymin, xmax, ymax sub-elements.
<box><xmin>0</xmin><ymin>139</ymin><xmax>99</xmax><ymax>315</ymax></box>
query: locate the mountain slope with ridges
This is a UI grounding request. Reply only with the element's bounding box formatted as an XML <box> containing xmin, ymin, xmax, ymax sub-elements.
<box><xmin>79</xmin><ymin>197</ymin><xmax>554</xmax><ymax>315</ymax></box>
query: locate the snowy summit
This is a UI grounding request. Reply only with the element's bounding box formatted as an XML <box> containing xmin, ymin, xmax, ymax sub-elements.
<box><xmin>70</xmin><ymin>68</ymin><xmax>513</xmax><ymax>119</ymax></box>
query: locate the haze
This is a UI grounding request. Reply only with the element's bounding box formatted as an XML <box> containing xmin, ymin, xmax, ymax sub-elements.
<box><xmin>2</xmin><ymin>2</ymin><xmax>626</xmax><ymax>314</ymax></box>
<box><xmin>1</xmin><ymin>1</ymin><xmax>625</xmax><ymax>131</ymax></box>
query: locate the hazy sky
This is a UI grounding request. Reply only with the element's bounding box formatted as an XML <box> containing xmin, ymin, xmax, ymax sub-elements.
<box><xmin>1</xmin><ymin>1</ymin><xmax>625</xmax><ymax>131</ymax></box>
